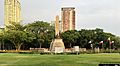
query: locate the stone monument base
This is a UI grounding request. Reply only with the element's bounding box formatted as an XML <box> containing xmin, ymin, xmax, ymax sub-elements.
<box><xmin>50</xmin><ymin>39</ymin><xmax>65</xmax><ymax>53</ymax></box>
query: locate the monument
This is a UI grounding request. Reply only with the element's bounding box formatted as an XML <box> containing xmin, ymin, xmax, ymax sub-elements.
<box><xmin>50</xmin><ymin>15</ymin><xmax>65</xmax><ymax>53</ymax></box>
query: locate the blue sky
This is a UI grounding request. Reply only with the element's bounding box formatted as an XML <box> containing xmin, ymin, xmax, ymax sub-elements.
<box><xmin>0</xmin><ymin>0</ymin><xmax>120</xmax><ymax>36</ymax></box>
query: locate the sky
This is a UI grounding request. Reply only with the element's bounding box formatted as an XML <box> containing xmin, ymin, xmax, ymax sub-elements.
<box><xmin>0</xmin><ymin>0</ymin><xmax>120</xmax><ymax>36</ymax></box>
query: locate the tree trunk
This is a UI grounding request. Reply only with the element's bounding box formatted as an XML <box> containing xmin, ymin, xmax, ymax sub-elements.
<box><xmin>18</xmin><ymin>45</ymin><xmax>21</xmax><ymax>50</ymax></box>
<box><xmin>15</xmin><ymin>44</ymin><xmax>22</xmax><ymax>51</ymax></box>
<box><xmin>70</xmin><ymin>43</ymin><xmax>72</xmax><ymax>48</ymax></box>
<box><xmin>40</xmin><ymin>43</ymin><xmax>42</xmax><ymax>48</ymax></box>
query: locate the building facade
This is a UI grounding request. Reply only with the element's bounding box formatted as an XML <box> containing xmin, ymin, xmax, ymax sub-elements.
<box><xmin>4</xmin><ymin>0</ymin><xmax>20</xmax><ymax>29</ymax></box>
<box><xmin>61</xmin><ymin>7</ymin><xmax>75</xmax><ymax>32</ymax></box>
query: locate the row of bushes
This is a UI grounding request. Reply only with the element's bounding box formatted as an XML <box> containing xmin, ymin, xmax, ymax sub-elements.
<box><xmin>0</xmin><ymin>50</ymin><xmax>120</xmax><ymax>55</ymax></box>
<box><xmin>19</xmin><ymin>52</ymin><xmax>80</xmax><ymax>55</ymax></box>
<box><xmin>17</xmin><ymin>51</ymin><xmax>120</xmax><ymax>55</ymax></box>
<box><xmin>82</xmin><ymin>49</ymin><xmax>120</xmax><ymax>54</ymax></box>
<box><xmin>0</xmin><ymin>50</ymin><xmax>31</xmax><ymax>53</ymax></box>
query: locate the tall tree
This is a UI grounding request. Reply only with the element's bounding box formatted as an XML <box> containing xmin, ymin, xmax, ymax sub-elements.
<box><xmin>61</xmin><ymin>30</ymin><xmax>80</xmax><ymax>48</ymax></box>
<box><xmin>25</xmin><ymin>21</ymin><xmax>54</xmax><ymax>48</ymax></box>
<box><xmin>4</xmin><ymin>30</ymin><xmax>35</xmax><ymax>50</ymax></box>
<box><xmin>4</xmin><ymin>22</ymin><xmax>35</xmax><ymax>50</ymax></box>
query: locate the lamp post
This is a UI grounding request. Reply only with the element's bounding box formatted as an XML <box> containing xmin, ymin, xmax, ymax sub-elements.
<box><xmin>110</xmin><ymin>41</ymin><xmax>114</xmax><ymax>50</ymax></box>
<box><xmin>99</xmin><ymin>41</ymin><xmax>104</xmax><ymax>50</ymax></box>
<box><xmin>107</xmin><ymin>37</ymin><xmax>114</xmax><ymax>52</ymax></box>
<box><xmin>99</xmin><ymin>41</ymin><xmax>103</xmax><ymax>49</ymax></box>
<box><xmin>89</xmin><ymin>41</ymin><xmax>93</xmax><ymax>52</ymax></box>
<box><xmin>107</xmin><ymin>37</ymin><xmax>111</xmax><ymax>50</ymax></box>
<box><xmin>109</xmin><ymin>41</ymin><xmax>111</xmax><ymax>52</ymax></box>
<box><xmin>109</xmin><ymin>41</ymin><xmax>114</xmax><ymax>53</ymax></box>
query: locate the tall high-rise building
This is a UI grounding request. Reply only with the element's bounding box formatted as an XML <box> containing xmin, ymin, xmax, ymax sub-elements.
<box><xmin>61</xmin><ymin>7</ymin><xmax>75</xmax><ymax>32</ymax></box>
<box><xmin>4</xmin><ymin>0</ymin><xmax>20</xmax><ymax>29</ymax></box>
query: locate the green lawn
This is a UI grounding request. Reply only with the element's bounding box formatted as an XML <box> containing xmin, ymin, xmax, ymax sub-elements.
<box><xmin>0</xmin><ymin>53</ymin><xmax>120</xmax><ymax>66</ymax></box>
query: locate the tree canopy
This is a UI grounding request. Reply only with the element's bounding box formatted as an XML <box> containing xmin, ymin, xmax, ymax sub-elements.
<box><xmin>0</xmin><ymin>21</ymin><xmax>120</xmax><ymax>50</ymax></box>
<box><xmin>24</xmin><ymin>21</ymin><xmax>55</xmax><ymax>48</ymax></box>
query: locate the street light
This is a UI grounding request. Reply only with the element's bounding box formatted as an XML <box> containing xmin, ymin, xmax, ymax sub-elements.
<box><xmin>108</xmin><ymin>38</ymin><xmax>115</xmax><ymax>52</ymax></box>
<box><xmin>89</xmin><ymin>41</ymin><xmax>93</xmax><ymax>52</ymax></box>
<box><xmin>111</xmin><ymin>41</ymin><xmax>114</xmax><ymax>49</ymax></box>
<box><xmin>89</xmin><ymin>41</ymin><xmax>92</xmax><ymax>48</ymax></box>
<box><xmin>107</xmin><ymin>37</ymin><xmax>111</xmax><ymax>49</ymax></box>
<box><xmin>99</xmin><ymin>41</ymin><xmax>103</xmax><ymax>49</ymax></box>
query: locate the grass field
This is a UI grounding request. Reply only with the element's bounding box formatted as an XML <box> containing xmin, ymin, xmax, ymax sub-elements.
<box><xmin>0</xmin><ymin>53</ymin><xmax>120</xmax><ymax>66</ymax></box>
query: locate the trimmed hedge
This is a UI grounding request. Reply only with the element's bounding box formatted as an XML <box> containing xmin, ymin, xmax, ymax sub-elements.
<box><xmin>0</xmin><ymin>50</ymin><xmax>120</xmax><ymax>55</ymax></box>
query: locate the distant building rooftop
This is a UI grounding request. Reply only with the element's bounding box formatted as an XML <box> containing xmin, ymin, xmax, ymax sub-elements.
<box><xmin>61</xmin><ymin>7</ymin><xmax>75</xmax><ymax>11</ymax></box>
